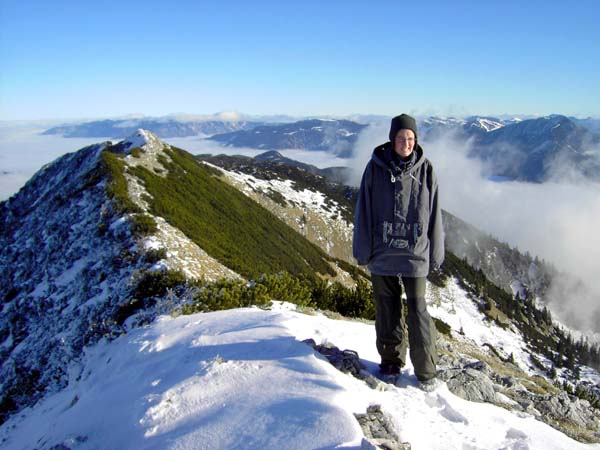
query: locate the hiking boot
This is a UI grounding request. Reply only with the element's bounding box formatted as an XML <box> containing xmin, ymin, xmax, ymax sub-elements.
<box><xmin>379</xmin><ymin>362</ymin><xmax>401</xmax><ymax>376</ymax></box>
<box><xmin>418</xmin><ymin>377</ymin><xmax>440</xmax><ymax>392</ymax></box>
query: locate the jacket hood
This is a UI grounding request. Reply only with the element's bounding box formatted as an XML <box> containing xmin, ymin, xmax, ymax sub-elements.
<box><xmin>371</xmin><ymin>142</ymin><xmax>425</xmax><ymax>177</ymax></box>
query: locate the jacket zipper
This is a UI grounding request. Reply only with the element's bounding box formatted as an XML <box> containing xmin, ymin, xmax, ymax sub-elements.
<box><xmin>390</xmin><ymin>169</ymin><xmax>421</xmax><ymax>185</ymax></box>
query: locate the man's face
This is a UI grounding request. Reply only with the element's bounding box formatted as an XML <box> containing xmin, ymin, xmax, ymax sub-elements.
<box><xmin>394</xmin><ymin>129</ymin><xmax>416</xmax><ymax>158</ymax></box>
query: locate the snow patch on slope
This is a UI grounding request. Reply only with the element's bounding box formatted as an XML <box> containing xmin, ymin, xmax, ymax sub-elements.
<box><xmin>122</xmin><ymin>129</ymin><xmax>172</xmax><ymax>176</ymax></box>
<box><xmin>429</xmin><ymin>278</ymin><xmax>531</xmax><ymax>372</ymax></box>
<box><xmin>2</xmin><ymin>296</ymin><xmax>598</xmax><ymax>450</ymax></box>
<box><xmin>229</xmin><ymin>171</ymin><xmax>337</xmax><ymax>220</ymax></box>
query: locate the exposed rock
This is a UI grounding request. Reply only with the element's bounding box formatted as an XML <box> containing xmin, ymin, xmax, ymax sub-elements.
<box><xmin>302</xmin><ymin>339</ymin><xmax>405</xmax><ymax>448</ymax></box>
<box><xmin>442</xmin><ymin>363</ymin><xmax>498</xmax><ymax>404</ymax></box>
<box><xmin>355</xmin><ymin>405</ymin><xmax>411</xmax><ymax>450</ymax></box>
<box><xmin>302</xmin><ymin>338</ymin><xmax>363</xmax><ymax>376</ymax></box>
<box><xmin>536</xmin><ymin>392</ymin><xmax>600</xmax><ymax>433</ymax></box>
<box><xmin>302</xmin><ymin>339</ymin><xmax>389</xmax><ymax>391</ymax></box>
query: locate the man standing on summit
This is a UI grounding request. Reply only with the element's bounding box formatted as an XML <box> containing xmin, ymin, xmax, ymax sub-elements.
<box><xmin>353</xmin><ymin>113</ymin><xmax>444</xmax><ymax>389</ymax></box>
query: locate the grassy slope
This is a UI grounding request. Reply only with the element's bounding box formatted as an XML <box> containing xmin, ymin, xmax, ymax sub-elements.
<box><xmin>128</xmin><ymin>146</ymin><xmax>335</xmax><ymax>279</ymax></box>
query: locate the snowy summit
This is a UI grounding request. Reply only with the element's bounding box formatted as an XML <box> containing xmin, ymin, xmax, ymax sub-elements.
<box><xmin>1</xmin><ymin>302</ymin><xmax>597</xmax><ymax>450</ymax></box>
<box><xmin>123</xmin><ymin>128</ymin><xmax>153</xmax><ymax>149</ymax></box>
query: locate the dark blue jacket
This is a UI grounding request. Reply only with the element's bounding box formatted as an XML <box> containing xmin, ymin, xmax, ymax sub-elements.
<box><xmin>353</xmin><ymin>142</ymin><xmax>444</xmax><ymax>277</ymax></box>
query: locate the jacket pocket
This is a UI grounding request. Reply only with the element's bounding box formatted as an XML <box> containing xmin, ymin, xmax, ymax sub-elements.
<box><xmin>381</xmin><ymin>220</ymin><xmax>426</xmax><ymax>251</ymax></box>
<box><xmin>377</xmin><ymin>220</ymin><xmax>410</xmax><ymax>250</ymax></box>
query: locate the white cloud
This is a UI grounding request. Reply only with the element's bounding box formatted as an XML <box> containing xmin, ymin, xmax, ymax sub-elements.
<box><xmin>426</xmin><ymin>133</ymin><xmax>600</xmax><ymax>333</ymax></box>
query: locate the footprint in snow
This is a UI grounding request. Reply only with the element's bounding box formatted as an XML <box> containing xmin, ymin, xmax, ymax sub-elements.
<box><xmin>502</xmin><ymin>427</ymin><xmax>531</xmax><ymax>450</ymax></box>
<box><xmin>424</xmin><ymin>394</ymin><xmax>469</xmax><ymax>425</ymax></box>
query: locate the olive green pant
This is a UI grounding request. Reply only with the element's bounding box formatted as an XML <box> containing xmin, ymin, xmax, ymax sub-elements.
<box><xmin>372</xmin><ymin>275</ymin><xmax>438</xmax><ymax>381</ymax></box>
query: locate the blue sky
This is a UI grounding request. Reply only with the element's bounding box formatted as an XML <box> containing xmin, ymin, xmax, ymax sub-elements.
<box><xmin>1</xmin><ymin>0</ymin><xmax>599</xmax><ymax>120</ymax></box>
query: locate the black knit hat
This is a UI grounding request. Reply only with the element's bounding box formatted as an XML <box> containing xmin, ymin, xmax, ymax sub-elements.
<box><xmin>389</xmin><ymin>114</ymin><xmax>418</xmax><ymax>142</ymax></box>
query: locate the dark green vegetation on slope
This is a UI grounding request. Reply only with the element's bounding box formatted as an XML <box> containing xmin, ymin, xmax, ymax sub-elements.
<box><xmin>132</xmin><ymin>270</ymin><xmax>375</xmax><ymax>320</ymax></box>
<box><xmin>100</xmin><ymin>149</ymin><xmax>142</xmax><ymax>214</ymax></box>
<box><xmin>125</xmin><ymin>146</ymin><xmax>336</xmax><ymax>278</ymax></box>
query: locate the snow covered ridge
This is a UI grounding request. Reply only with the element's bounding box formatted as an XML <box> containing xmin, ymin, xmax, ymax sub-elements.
<box><xmin>1</xmin><ymin>303</ymin><xmax>598</xmax><ymax>450</ymax></box>
<box><xmin>0</xmin><ymin>129</ymin><xmax>237</xmax><ymax>425</ymax></box>
<box><xmin>121</xmin><ymin>128</ymin><xmax>154</xmax><ymax>149</ymax></box>
<box><xmin>0</xmin><ymin>138</ymin><xmax>153</xmax><ymax>424</ymax></box>
<box><xmin>4</xmin><ymin>142</ymin><xmax>106</xmax><ymax>208</ymax></box>
<box><xmin>419</xmin><ymin>116</ymin><xmax>511</xmax><ymax>137</ymax></box>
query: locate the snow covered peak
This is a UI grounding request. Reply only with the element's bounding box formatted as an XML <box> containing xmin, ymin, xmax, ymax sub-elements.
<box><xmin>473</xmin><ymin>118</ymin><xmax>504</xmax><ymax>132</ymax></box>
<box><xmin>121</xmin><ymin>128</ymin><xmax>162</xmax><ymax>151</ymax></box>
<box><xmin>116</xmin><ymin>129</ymin><xmax>172</xmax><ymax>175</ymax></box>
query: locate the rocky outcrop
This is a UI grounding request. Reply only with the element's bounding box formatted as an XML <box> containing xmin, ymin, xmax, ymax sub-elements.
<box><xmin>304</xmin><ymin>338</ymin><xmax>600</xmax><ymax>444</ymax></box>
<box><xmin>437</xmin><ymin>353</ymin><xmax>600</xmax><ymax>442</ymax></box>
<box><xmin>355</xmin><ymin>405</ymin><xmax>411</xmax><ymax>450</ymax></box>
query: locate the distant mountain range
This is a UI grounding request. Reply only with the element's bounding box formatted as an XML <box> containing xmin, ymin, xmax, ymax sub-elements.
<box><xmin>419</xmin><ymin>116</ymin><xmax>520</xmax><ymax>138</ymax></box>
<box><xmin>207</xmin><ymin>119</ymin><xmax>368</xmax><ymax>157</ymax></box>
<box><xmin>571</xmin><ymin>117</ymin><xmax>600</xmax><ymax>133</ymax></box>
<box><xmin>415</xmin><ymin>115</ymin><xmax>600</xmax><ymax>182</ymax></box>
<box><xmin>42</xmin><ymin>118</ymin><xmax>264</xmax><ymax>138</ymax></box>
<box><xmin>467</xmin><ymin>115</ymin><xmax>600</xmax><ymax>182</ymax></box>
<box><xmin>41</xmin><ymin>114</ymin><xmax>600</xmax><ymax>182</ymax></box>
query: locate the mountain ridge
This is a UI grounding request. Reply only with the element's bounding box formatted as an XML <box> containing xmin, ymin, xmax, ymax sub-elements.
<box><xmin>468</xmin><ymin>115</ymin><xmax>600</xmax><ymax>182</ymax></box>
<box><xmin>39</xmin><ymin>114</ymin><xmax>600</xmax><ymax>183</ymax></box>
<box><xmin>42</xmin><ymin>118</ymin><xmax>264</xmax><ymax>138</ymax></box>
<box><xmin>0</xmin><ymin>130</ymin><xmax>362</xmax><ymax>422</ymax></box>
<box><xmin>208</xmin><ymin>118</ymin><xmax>367</xmax><ymax>157</ymax></box>
<box><xmin>0</xmin><ymin>139</ymin><xmax>149</xmax><ymax>422</ymax></box>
